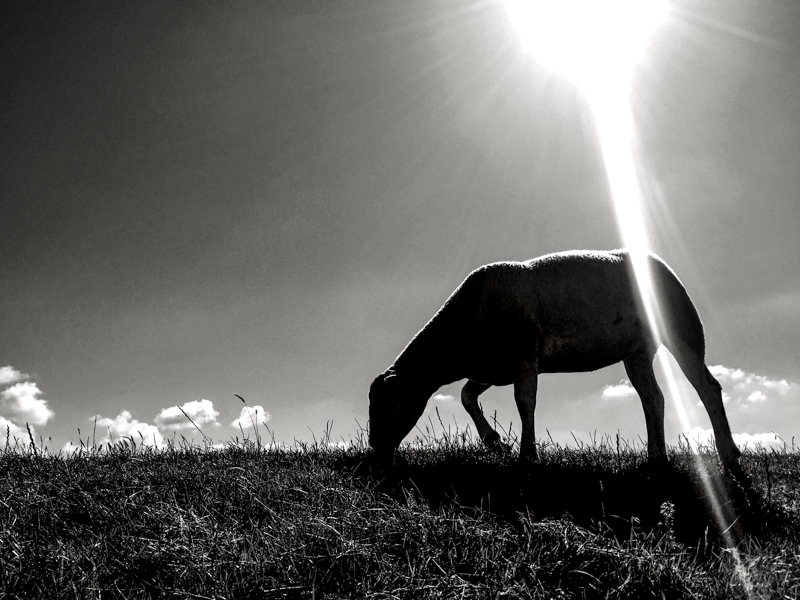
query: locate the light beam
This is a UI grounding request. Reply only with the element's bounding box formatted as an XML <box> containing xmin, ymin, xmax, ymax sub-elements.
<box><xmin>506</xmin><ymin>0</ymin><xmax>751</xmax><ymax>591</ymax></box>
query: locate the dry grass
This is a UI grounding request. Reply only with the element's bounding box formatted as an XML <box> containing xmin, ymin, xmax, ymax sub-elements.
<box><xmin>1</xmin><ymin>425</ymin><xmax>799</xmax><ymax>599</ymax></box>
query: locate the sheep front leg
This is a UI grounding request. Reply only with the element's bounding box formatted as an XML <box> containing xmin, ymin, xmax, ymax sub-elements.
<box><xmin>461</xmin><ymin>380</ymin><xmax>501</xmax><ymax>447</ymax></box>
<box><xmin>514</xmin><ymin>364</ymin><xmax>539</xmax><ymax>462</ymax></box>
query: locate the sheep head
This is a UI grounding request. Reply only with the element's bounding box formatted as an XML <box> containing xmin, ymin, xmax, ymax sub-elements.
<box><xmin>368</xmin><ymin>369</ymin><xmax>428</xmax><ymax>457</ymax></box>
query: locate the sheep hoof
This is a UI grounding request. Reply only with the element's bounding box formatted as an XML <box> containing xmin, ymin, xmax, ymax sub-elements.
<box><xmin>645</xmin><ymin>456</ymin><xmax>671</xmax><ymax>480</ymax></box>
<box><xmin>482</xmin><ymin>430</ymin><xmax>504</xmax><ymax>450</ymax></box>
<box><xmin>516</xmin><ymin>448</ymin><xmax>539</xmax><ymax>464</ymax></box>
<box><xmin>723</xmin><ymin>457</ymin><xmax>746</xmax><ymax>482</ymax></box>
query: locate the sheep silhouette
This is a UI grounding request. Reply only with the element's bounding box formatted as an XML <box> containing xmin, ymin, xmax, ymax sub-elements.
<box><xmin>369</xmin><ymin>249</ymin><xmax>740</xmax><ymax>468</ymax></box>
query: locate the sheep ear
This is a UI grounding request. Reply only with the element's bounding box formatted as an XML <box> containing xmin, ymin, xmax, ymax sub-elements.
<box><xmin>370</xmin><ymin>369</ymin><xmax>395</xmax><ymax>398</ymax></box>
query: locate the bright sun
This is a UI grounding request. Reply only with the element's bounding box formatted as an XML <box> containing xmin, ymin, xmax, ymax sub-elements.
<box><xmin>505</xmin><ymin>0</ymin><xmax>668</xmax><ymax>304</ymax></box>
<box><xmin>506</xmin><ymin>0</ymin><xmax>675</xmax><ymax>449</ymax></box>
<box><xmin>505</xmin><ymin>0</ymin><xmax>666</xmax><ymax>92</ymax></box>
<box><xmin>504</xmin><ymin>0</ymin><xmax>664</xmax><ymax>253</ymax></box>
<box><xmin>505</xmin><ymin>1</ymin><xmax>753</xmax><ymax>588</ymax></box>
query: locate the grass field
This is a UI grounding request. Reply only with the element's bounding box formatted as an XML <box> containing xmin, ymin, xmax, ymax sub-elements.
<box><xmin>1</xmin><ymin>424</ymin><xmax>799</xmax><ymax>599</ymax></box>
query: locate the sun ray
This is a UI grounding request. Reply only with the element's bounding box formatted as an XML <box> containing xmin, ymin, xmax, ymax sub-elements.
<box><xmin>505</xmin><ymin>0</ymin><xmax>752</xmax><ymax>591</ymax></box>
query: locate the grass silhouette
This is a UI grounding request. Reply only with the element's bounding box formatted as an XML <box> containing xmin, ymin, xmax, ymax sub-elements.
<box><xmin>1</xmin><ymin>423</ymin><xmax>798</xmax><ymax>598</ymax></box>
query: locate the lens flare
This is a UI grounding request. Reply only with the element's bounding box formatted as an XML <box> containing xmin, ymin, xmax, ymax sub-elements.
<box><xmin>506</xmin><ymin>0</ymin><xmax>666</xmax><ymax>93</ymax></box>
<box><xmin>506</xmin><ymin>0</ymin><xmax>751</xmax><ymax>590</ymax></box>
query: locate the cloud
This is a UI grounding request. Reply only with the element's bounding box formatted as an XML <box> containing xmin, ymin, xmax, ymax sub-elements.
<box><xmin>93</xmin><ymin>411</ymin><xmax>164</xmax><ymax>447</ymax></box>
<box><xmin>709</xmin><ymin>365</ymin><xmax>797</xmax><ymax>405</ymax></box>
<box><xmin>686</xmin><ymin>366</ymin><xmax>800</xmax><ymax>443</ymax></box>
<box><xmin>0</xmin><ymin>366</ymin><xmax>28</xmax><ymax>386</ymax></box>
<box><xmin>580</xmin><ymin>363</ymin><xmax>800</xmax><ymax>446</ymax></box>
<box><xmin>706</xmin><ymin>365</ymin><xmax>800</xmax><ymax>439</ymax></box>
<box><xmin>0</xmin><ymin>381</ymin><xmax>55</xmax><ymax>427</ymax></box>
<box><xmin>601</xmin><ymin>380</ymin><xmax>636</xmax><ymax>399</ymax></box>
<box><xmin>681</xmin><ymin>363</ymin><xmax>799</xmax><ymax>447</ymax></box>
<box><xmin>230</xmin><ymin>405</ymin><xmax>271</xmax><ymax>431</ymax></box>
<box><xmin>432</xmin><ymin>393</ymin><xmax>456</xmax><ymax>403</ymax></box>
<box><xmin>0</xmin><ymin>416</ymin><xmax>28</xmax><ymax>444</ymax></box>
<box><xmin>155</xmin><ymin>399</ymin><xmax>220</xmax><ymax>432</ymax></box>
<box><xmin>414</xmin><ymin>397</ymin><xmax>479</xmax><ymax>443</ymax></box>
<box><xmin>682</xmin><ymin>427</ymin><xmax>783</xmax><ymax>450</ymax></box>
<box><xmin>734</xmin><ymin>431</ymin><xmax>783</xmax><ymax>448</ymax></box>
<box><xmin>61</xmin><ymin>441</ymin><xmax>84</xmax><ymax>456</ymax></box>
<box><xmin>0</xmin><ymin>369</ymin><xmax>54</xmax><ymax>441</ymax></box>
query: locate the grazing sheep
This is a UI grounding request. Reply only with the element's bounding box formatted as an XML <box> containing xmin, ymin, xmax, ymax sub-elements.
<box><xmin>369</xmin><ymin>249</ymin><xmax>740</xmax><ymax>467</ymax></box>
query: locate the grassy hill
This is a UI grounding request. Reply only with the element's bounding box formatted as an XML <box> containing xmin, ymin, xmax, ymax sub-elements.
<box><xmin>1</xmin><ymin>429</ymin><xmax>798</xmax><ymax>598</ymax></box>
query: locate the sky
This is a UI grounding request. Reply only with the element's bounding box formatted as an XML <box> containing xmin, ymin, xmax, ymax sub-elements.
<box><xmin>2</xmin><ymin>0</ymin><xmax>799</xmax><ymax>453</ymax></box>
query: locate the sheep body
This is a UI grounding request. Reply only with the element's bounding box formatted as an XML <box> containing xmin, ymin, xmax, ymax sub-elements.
<box><xmin>369</xmin><ymin>249</ymin><xmax>740</xmax><ymax>466</ymax></box>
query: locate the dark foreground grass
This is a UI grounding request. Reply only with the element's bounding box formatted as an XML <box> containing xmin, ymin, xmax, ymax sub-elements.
<box><xmin>1</xmin><ymin>432</ymin><xmax>799</xmax><ymax>599</ymax></box>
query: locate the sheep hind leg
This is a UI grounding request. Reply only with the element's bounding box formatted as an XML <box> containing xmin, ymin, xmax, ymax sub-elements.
<box><xmin>460</xmin><ymin>380</ymin><xmax>502</xmax><ymax>448</ymax></box>
<box><xmin>671</xmin><ymin>344</ymin><xmax>741</xmax><ymax>467</ymax></box>
<box><xmin>624</xmin><ymin>351</ymin><xmax>668</xmax><ymax>465</ymax></box>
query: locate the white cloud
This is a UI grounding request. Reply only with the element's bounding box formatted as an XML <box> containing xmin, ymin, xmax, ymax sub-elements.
<box><xmin>413</xmin><ymin>397</ymin><xmax>481</xmax><ymax>443</ymax></box>
<box><xmin>432</xmin><ymin>393</ymin><xmax>456</xmax><ymax>403</ymax></box>
<box><xmin>734</xmin><ymin>431</ymin><xmax>783</xmax><ymax>448</ymax></box>
<box><xmin>94</xmin><ymin>411</ymin><xmax>164</xmax><ymax>447</ymax></box>
<box><xmin>230</xmin><ymin>405</ymin><xmax>271</xmax><ymax>431</ymax></box>
<box><xmin>0</xmin><ymin>366</ymin><xmax>28</xmax><ymax>386</ymax></box>
<box><xmin>703</xmin><ymin>365</ymin><xmax>800</xmax><ymax>445</ymax></box>
<box><xmin>601</xmin><ymin>380</ymin><xmax>636</xmax><ymax>399</ymax></box>
<box><xmin>709</xmin><ymin>365</ymin><xmax>745</xmax><ymax>381</ymax></box>
<box><xmin>682</xmin><ymin>427</ymin><xmax>716</xmax><ymax>449</ymax></box>
<box><xmin>0</xmin><ymin>416</ymin><xmax>28</xmax><ymax>444</ymax></box>
<box><xmin>578</xmin><ymin>363</ymin><xmax>800</xmax><ymax>448</ymax></box>
<box><xmin>155</xmin><ymin>399</ymin><xmax>220</xmax><ymax>432</ymax></box>
<box><xmin>682</xmin><ymin>427</ymin><xmax>783</xmax><ymax>450</ymax></box>
<box><xmin>709</xmin><ymin>365</ymin><xmax>797</xmax><ymax>405</ymax></box>
<box><xmin>0</xmin><ymin>381</ymin><xmax>54</xmax><ymax>426</ymax></box>
<box><xmin>60</xmin><ymin>441</ymin><xmax>85</xmax><ymax>456</ymax></box>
